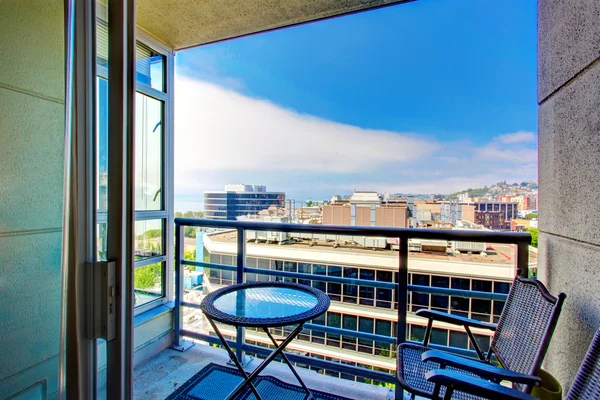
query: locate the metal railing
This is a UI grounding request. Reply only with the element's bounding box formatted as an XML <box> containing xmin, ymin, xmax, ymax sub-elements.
<box><xmin>172</xmin><ymin>218</ymin><xmax>531</xmax><ymax>396</ymax></box>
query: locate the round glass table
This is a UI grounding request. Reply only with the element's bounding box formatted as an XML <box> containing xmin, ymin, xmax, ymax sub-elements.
<box><xmin>200</xmin><ymin>282</ymin><xmax>330</xmax><ymax>400</ymax></box>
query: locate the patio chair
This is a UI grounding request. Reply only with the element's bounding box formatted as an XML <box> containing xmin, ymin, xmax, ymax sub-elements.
<box><xmin>396</xmin><ymin>271</ymin><xmax>566</xmax><ymax>399</ymax></box>
<box><xmin>425</xmin><ymin>328</ymin><xmax>600</xmax><ymax>400</ymax></box>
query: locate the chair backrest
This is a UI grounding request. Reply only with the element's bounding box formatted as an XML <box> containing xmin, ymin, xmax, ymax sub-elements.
<box><xmin>567</xmin><ymin>329</ymin><xmax>600</xmax><ymax>400</ymax></box>
<box><xmin>489</xmin><ymin>273</ymin><xmax>566</xmax><ymax>392</ymax></box>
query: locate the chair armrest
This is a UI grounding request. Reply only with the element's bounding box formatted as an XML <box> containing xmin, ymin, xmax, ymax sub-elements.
<box><xmin>416</xmin><ymin>309</ymin><xmax>496</xmax><ymax>331</ymax></box>
<box><xmin>425</xmin><ymin>369</ymin><xmax>536</xmax><ymax>400</ymax></box>
<box><xmin>422</xmin><ymin>350</ymin><xmax>542</xmax><ymax>385</ymax></box>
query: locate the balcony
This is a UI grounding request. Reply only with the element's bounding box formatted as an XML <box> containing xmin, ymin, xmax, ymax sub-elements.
<box><xmin>131</xmin><ymin>218</ymin><xmax>531</xmax><ymax>399</ymax></box>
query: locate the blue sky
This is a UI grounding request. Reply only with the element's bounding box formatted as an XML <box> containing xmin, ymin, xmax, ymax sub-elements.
<box><xmin>173</xmin><ymin>0</ymin><xmax>537</xmax><ymax>211</ymax></box>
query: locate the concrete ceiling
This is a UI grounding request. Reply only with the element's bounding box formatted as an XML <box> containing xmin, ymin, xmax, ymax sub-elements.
<box><xmin>136</xmin><ymin>0</ymin><xmax>415</xmax><ymax>51</ymax></box>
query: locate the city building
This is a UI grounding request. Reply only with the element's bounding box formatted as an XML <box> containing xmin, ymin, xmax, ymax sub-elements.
<box><xmin>470</xmin><ymin>201</ymin><xmax>517</xmax><ymax>230</ymax></box>
<box><xmin>414</xmin><ymin>201</ymin><xmax>442</xmax><ymax>223</ymax></box>
<box><xmin>322</xmin><ymin>191</ymin><xmax>408</xmax><ymax>228</ymax></box>
<box><xmin>199</xmin><ymin>229</ymin><xmax>519</xmax><ymax>380</ymax></box>
<box><xmin>204</xmin><ymin>184</ymin><xmax>285</xmax><ymax>220</ymax></box>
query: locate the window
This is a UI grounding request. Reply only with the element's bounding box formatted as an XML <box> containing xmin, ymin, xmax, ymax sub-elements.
<box><xmin>430</xmin><ymin>328</ymin><xmax>448</xmax><ymax>346</ymax></box>
<box><xmin>343</xmin><ymin>267</ymin><xmax>358</xmax><ymax>304</ymax></box>
<box><xmin>449</xmin><ymin>330</ymin><xmax>469</xmax><ymax>349</ymax></box>
<box><xmin>274</xmin><ymin>260</ymin><xmax>284</xmax><ymax>282</ymax></box>
<box><xmin>311</xmin><ymin>313</ymin><xmax>325</xmax><ymax>344</ymax></box>
<box><xmin>284</xmin><ymin>261</ymin><xmax>297</xmax><ymax>283</ymax></box>
<box><xmin>328</xmin><ymin>266</ymin><xmax>342</xmax><ymax>302</ymax></box>
<box><xmin>451</xmin><ymin>277</ymin><xmax>470</xmax><ymax>317</ymax></box>
<box><xmin>256</xmin><ymin>258</ymin><xmax>270</xmax><ymax>282</ymax></box>
<box><xmin>376</xmin><ymin>271</ymin><xmax>393</xmax><ymax>308</ymax></box>
<box><xmin>472</xmin><ymin>334</ymin><xmax>490</xmax><ymax>352</ymax></box>
<box><xmin>298</xmin><ymin>263</ymin><xmax>311</xmax><ymax>286</ymax></box>
<box><xmin>97</xmin><ymin>34</ymin><xmax>172</xmax><ymax>312</ymax></box>
<box><xmin>375</xmin><ymin>320</ymin><xmax>392</xmax><ymax>355</ymax></box>
<box><xmin>312</xmin><ymin>264</ymin><xmax>327</xmax><ymax>293</ymax></box>
<box><xmin>471</xmin><ymin>279</ymin><xmax>492</xmax><ymax>322</ymax></box>
<box><xmin>342</xmin><ymin>315</ymin><xmax>357</xmax><ymax>350</ymax></box>
<box><xmin>359</xmin><ymin>269</ymin><xmax>375</xmax><ymax>306</ymax></box>
<box><xmin>411</xmin><ymin>274</ymin><xmax>430</xmax><ymax>311</ymax></box>
<box><xmin>431</xmin><ymin>275</ymin><xmax>450</xmax><ymax>312</ymax></box>
<box><xmin>327</xmin><ymin>312</ymin><xmax>341</xmax><ymax>347</ymax></box>
<box><xmin>411</xmin><ymin>325</ymin><xmax>425</xmax><ymax>342</ymax></box>
<box><xmin>246</xmin><ymin>257</ymin><xmax>258</xmax><ymax>282</ymax></box>
<box><xmin>358</xmin><ymin>317</ymin><xmax>374</xmax><ymax>353</ymax></box>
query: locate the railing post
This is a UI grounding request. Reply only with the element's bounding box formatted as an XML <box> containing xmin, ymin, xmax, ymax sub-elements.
<box><xmin>516</xmin><ymin>240</ymin><xmax>530</xmax><ymax>278</ymax></box>
<box><xmin>170</xmin><ymin>222</ymin><xmax>183</xmax><ymax>349</ymax></box>
<box><xmin>395</xmin><ymin>236</ymin><xmax>408</xmax><ymax>400</ymax></box>
<box><xmin>235</xmin><ymin>227</ymin><xmax>246</xmax><ymax>365</ymax></box>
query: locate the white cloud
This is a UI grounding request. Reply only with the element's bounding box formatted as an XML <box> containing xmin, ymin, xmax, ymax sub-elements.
<box><xmin>495</xmin><ymin>130</ymin><xmax>536</xmax><ymax>144</ymax></box>
<box><xmin>173</xmin><ymin>76</ymin><xmax>538</xmax><ymax>206</ymax></box>
<box><xmin>174</xmin><ymin>77</ymin><xmax>437</xmax><ymax>176</ymax></box>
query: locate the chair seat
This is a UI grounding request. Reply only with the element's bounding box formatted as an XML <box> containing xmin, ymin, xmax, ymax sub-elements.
<box><xmin>396</xmin><ymin>342</ymin><xmax>485</xmax><ymax>400</ymax></box>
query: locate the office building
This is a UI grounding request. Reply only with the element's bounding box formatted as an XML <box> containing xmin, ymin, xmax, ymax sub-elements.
<box><xmin>204</xmin><ymin>184</ymin><xmax>285</xmax><ymax>220</ymax></box>
<box><xmin>200</xmin><ymin>230</ymin><xmax>517</xmax><ymax>381</ymax></box>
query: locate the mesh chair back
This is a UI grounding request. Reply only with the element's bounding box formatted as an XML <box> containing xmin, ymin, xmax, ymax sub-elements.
<box><xmin>490</xmin><ymin>274</ymin><xmax>565</xmax><ymax>391</ymax></box>
<box><xmin>567</xmin><ymin>329</ymin><xmax>600</xmax><ymax>400</ymax></box>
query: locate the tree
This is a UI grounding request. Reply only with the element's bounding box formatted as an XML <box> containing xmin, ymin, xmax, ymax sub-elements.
<box><xmin>524</xmin><ymin>213</ymin><xmax>538</xmax><ymax>220</ymax></box>
<box><xmin>134</xmin><ymin>263</ymin><xmax>160</xmax><ymax>289</ymax></box>
<box><xmin>526</xmin><ymin>227</ymin><xmax>539</xmax><ymax>248</ymax></box>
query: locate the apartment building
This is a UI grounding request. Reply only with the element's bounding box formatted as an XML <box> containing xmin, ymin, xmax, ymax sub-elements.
<box><xmin>195</xmin><ymin>230</ymin><xmax>517</xmax><ymax>381</ymax></box>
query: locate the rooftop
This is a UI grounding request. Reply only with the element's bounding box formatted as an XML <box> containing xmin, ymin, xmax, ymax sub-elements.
<box><xmin>202</xmin><ymin>229</ymin><xmax>538</xmax><ymax>280</ymax></box>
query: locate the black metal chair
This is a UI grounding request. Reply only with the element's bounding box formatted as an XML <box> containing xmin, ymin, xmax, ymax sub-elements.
<box><xmin>396</xmin><ymin>272</ymin><xmax>566</xmax><ymax>399</ymax></box>
<box><xmin>425</xmin><ymin>328</ymin><xmax>600</xmax><ymax>400</ymax></box>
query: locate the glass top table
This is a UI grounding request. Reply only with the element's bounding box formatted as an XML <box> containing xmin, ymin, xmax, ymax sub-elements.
<box><xmin>200</xmin><ymin>282</ymin><xmax>330</xmax><ymax>400</ymax></box>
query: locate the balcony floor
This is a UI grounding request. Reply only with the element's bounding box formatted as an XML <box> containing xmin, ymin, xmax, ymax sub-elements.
<box><xmin>134</xmin><ymin>341</ymin><xmax>395</xmax><ymax>400</ymax></box>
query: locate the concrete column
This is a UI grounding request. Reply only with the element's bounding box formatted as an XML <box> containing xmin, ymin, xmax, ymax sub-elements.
<box><xmin>0</xmin><ymin>1</ymin><xmax>65</xmax><ymax>398</ymax></box>
<box><xmin>537</xmin><ymin>0</ymin><xmax>600</xmax><ymax>390</ymax></box>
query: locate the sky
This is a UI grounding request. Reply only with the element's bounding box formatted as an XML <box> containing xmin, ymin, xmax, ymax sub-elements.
<box><xmin>173</xmin><ymin>0</ymin><xmax>538</xmax><ymax>211</ymax></box>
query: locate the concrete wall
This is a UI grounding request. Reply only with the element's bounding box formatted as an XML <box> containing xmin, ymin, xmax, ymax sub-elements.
<box><xmin>322</xmin><ymin>205</ymin><xmax>351</xmax><ymax>226</ymax></box>
<box><xmin>375</xmin><ymin>207</ymin><xmax>407</xmax><ymax>228</ymax></box>
<box><xmin>537</xmin><ymin>0</ymin><xmax>600</xmax><ymax>391</ymax></box>
<box><xmin>0</xmin><ymin>1</ymin><xmax>65</xmax><ymax>399</ymax></box>
<box><xmin>461</xmin><ymin>205</ymin><xmax>475</xmax><ymax>223</ymax></box>
<box><xmin>355</xmin><ymin>206</ymin><xmax>371</xmax><ymax>226</ymax></box>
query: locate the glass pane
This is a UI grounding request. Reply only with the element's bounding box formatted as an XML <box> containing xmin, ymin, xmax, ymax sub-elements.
<box><xmin>97</xmin><ymin>223</ymin><xmax>108</xmax><ymax>261</ymax></box>
<box><xmin>135</xmin><ymin>93</ymin><xmax>163</xmax><ymax>210</ymax></box>
<box><xmin>136</xmin><ymin>42</ymin><xmax>164</xmax><ymax>91</ymax></box>
<box><xmin>327</xmin><ymin>312</ymin><xmax>341</xmax><ymax>345</ymax></box>
<box><xmin>312</xmin><ymin>264</ymin><xmax>327</xmax><ymax>292</ymax></box>
<box><xmin>430</xmin><ymin>328</ymin><xmax>448</xmax><ymax>346</ymax></box>
<box><xmin>134</xmin><ymin>262</ymin><xmax>164</xmax><ymax>306</ymax></box>
<box><xmin>411</xmin><ymin>325</ymin><xmax>425</xmax><ymax>342</ymax></box>
<box><xmin>134</xmin><ymin>219</ymin><xmax>164</xmax><ymax>259</ymax></box>
<box><xmin>472</xmin><ymin>279</ymin><xmax>492</xmax><ymax>292</ymax></box>
<box><xmin>494</xmin><ymin>281</ymin><xmax>510</xmax><ymax>294</ymax></box>
<box><xmin>342</xmin><ymin>315</ymin><xmax>357</xmax><ymax>348</ymax></box>
<box><xmin>450</xmin><ymin>331</ymin><xmax>469</xmax><ymax>349</ymax></box>
<box><xmin>95</xmin><ymin>7</ymin><xmax>108</xmax><ymax>396</ymax></box>
<box><xmin>97</xmin><ymin>76</ymin><xmax>109</xmax><ymax>262</ymax></box>
<box><xmin>358</xmin><ymin>317</ymin><xmax>374</xmax><ymax>348</ymax></box>
<box><xmin>328</xmin><ymin>266</ymin><xmax>342</xmax><ymax>301</ymax></box>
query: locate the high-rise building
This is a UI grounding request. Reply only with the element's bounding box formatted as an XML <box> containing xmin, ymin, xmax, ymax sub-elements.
<box><xmin>204</xmin><ymin>184</ymin><xmax>285</xmax><ymax>220</ymax></box>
